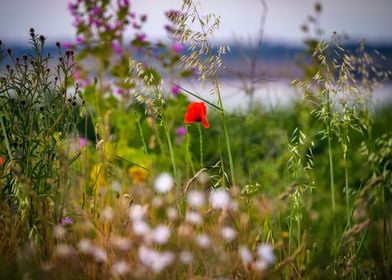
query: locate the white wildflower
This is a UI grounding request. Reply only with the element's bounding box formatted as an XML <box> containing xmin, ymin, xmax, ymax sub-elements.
<box><xmin>221</xmin><ymin>226</ymin><xmax>237</xmax><ymax>241</ymax></box>
<box><xmin>257</xmin><ymin>244</ymin><xmax>276</xmax><ymax>265</ymax></box>
<box><xmin>154</xmin><ymin>173</ymin><xmax>174</xmax><ymax>193</ymax></box>
<box><xmin>239</xmin><ymin>246</ymin><xmax>253</xmax><ymax>264</ymax></box>
<box><xmin>187</xmin><ymin>190</ymin><xmax>205</xmax><ymax>208</ymax></box>
<box><xmin>132</xmin><ymin>220</ymin><xmax>151</xmax><ymax>236</ymax></box>
<box><xmin>185</xmin><ymin>210</ymin><xmax>203</xmax><ymax>225</ymax></box>
<box><xmin>111</xmin><ymin>180</ymin><xmax>122</xmax><ymax>193</ymax></box>
<box><xmin>111</xmin><ymin>260</ymin><xmax>130</xmax><ymax>276</ymax></box>
<box><xmin>209</xmin><ymin>189</ymin><xmax>232</xmax><ymax>209</ymax></box>
<box><xmin>54</xmin><ymin>225</ymin><xmax>66</xmax><ymax>239</ymax></box>
<box><xmin>179</xmin><ymin>251</ymin><xmax>194</xmax><ymax>264</ymax></box>
<box><xmin>138</xmin><ymin>245</ymin><xmax>174</xmax><ymax>273</ymax></box>
<box><xmin>78</xmin><ymin>239</ymin><xmax>94</xmax><ymax>254</ymax></box>
<box><xmin>55</xmin><ymin>244</ymin><xmax>74</xmax><ymax>257</ymax></box>
<box><xmin>111</xmin><ymin>237</ymin><xmax>132</xmax><ymax>251</ymax></box>
<box><xmin>129</xmin><ymin>204</ymin><xmax>147</xmax><ymax>221</ymax></box>
<box><xmin>93</xmin><ymin>247</ymin><xmax>107</xmax><ymax>263</ymax></box>
<box><xmin>102</xmin><ymin>206</ymin><xmax>114</xmax><ymax>222</ymax></box>
<box><xmin>151</xmin><ymin>224</ymin><xmax>171</xmax><ymax>245</ymax></box>
<box><xmin>196</xmin><ymin>234</ymin><xmax>211</xmax><ymax>249</ymax></box>
<box><xmin>166</xmin><ymin>207</ymin><xmax>178</xmax><ymax>221</ymax></box>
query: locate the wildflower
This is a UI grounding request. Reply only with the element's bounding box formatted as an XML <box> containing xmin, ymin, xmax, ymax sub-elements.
<box><xmin>111</xmin><ymin>237</ymin><xmax>132</xmax><ymax>251</ymax></box>
<box><xmin>60</xmin><ymin>216</ymin><xmax>73</xmax><ymax>226</ymax></box>
<box><xmin>55</xmin><ymin>244</ymin><xmax>74</xmax><ymax>257</ymax></box>
<box><xmin>196</xmin><ymin>234</ymin><xmax>211</xmax><ymax>248</ymax></box>
<box><xmin>187</xmin><ymin>190</ymin><xmax>205</xmax><ymax>208</ymax></box>
<box><xmin>254</xmin><ymin>244</ymin><xmax>276</xmax><ymax>271</ymax></box>
<box><xmin>154</xmin><ymin>173</ymin><xmax>174</xmax><ymax>193</ymax></box>
<box><xmin>136</xmin><ymin>33</ymin><xmax>147</xmax><ymax>43</ymax></box>
<box><xmin>179</xmin><ymin>251</ymin><xmax>193</xmax><ymax>264</ymax></box>
<box><xmin>239</xmin><ymin>246</ymin><xmax>253</xmax><ymax>265</ymax></box>
<box><xmin>133</xmin><ymin>220</ymin><xmax>151</xmax><ymax>236</ymax></box>
<box><xmin>221</xmin><ymin>226</ymin><xmax>237</xmax><ymax>241</ymax></box>
<box><xmin>79</xmin><ymin>137</ymin><xmax>87</xmax><ymax>147</ymax></box>
<box><xmin>75</xmin><ymin>35</ymin><xmax>85</xmax><ymax>45</ymax></box>
<box><xmin>171</xmin><ymin>84</ymin><xmax>181</xmax><ymax>95</ymax></box>
<box><xmin>166</xmin><ymin>207</ymin><xmax>178</xmax><ymax>221</ymax></box>
<box><xmin>93</xmin><ymin>247</ymin><xmax>107</xmax><ymax>263</ymax></box>
<box><xmin>128</xmin><ymin>166</ymin><xmax>148</xmax><ymax>184</ymax></box>
<box><xmin>209</xmin><ymin>189</ymin><xmax>231</xmax><ymax>209</ymax></box>
<box><xmin>176</xmin><ymin>126</ymin><xmax>186</xmax><ymax>137</ymax></box>
<box><xmin>129</xmin><ymin>204</ymin><xmax>147</xmax><ymax>221</ymax></box>
<box><xmin>138</xmin><ymin>245</ymin><xmax>174</xmax><ymax>272</ymax></box>
<box><xmin>184</xmin><ymin>102</ymin><xmax>209</xmax><ymax>129</ymax></box>
<box><xmin>185</xmin><ymin>210</ymin><xmax>203</xmax><ymax>225</ymax></box>
<box><xmin>0</xmin><ymin>156</ymin><xmax>5</xmax><ymax>166</ymax></box>
<box><xmin>111</xmin><ymin>40</ymin><xmax>122</xmax><ymax>55</ymax></box>
<box><xmin>171</xmin><ymin>42</ymin><xmax>183</xmax><ymax>54</ymax></box>
<box><xmin>102</xmin><ymin>206</ymin><xmax>114</xmax><ymax>222</ymax></box>
<box><xmin>151</xmin><ymin>224</ymin><xmax>171</xmax><ymax>244</ymax></box>
<box><xmin>111</xmin><ymin>260</ymin><xmax>130</xmax><ymax>276</ymax></box>
<box><xmin>54</xmin><ymin>225</ymin><xmax>66</xmax><ymax>239</ymax></box>
<box><xmin>78</xmin><ymin>239</ymin><xmax>94</xmax><ymax>254</ymax></box>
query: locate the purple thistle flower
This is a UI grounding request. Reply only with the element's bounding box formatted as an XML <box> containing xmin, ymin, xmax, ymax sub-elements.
<box><xmin>111</xmin><ymin>40</ymin><xmax>123</xmax><ymax>55</ymax></box>
<box><xmin>62</xmin><ymin>41</ymin><xmax>73</xmax><ymax>49</ymax></box>
<box><xmin>75</xmin><ymin>35</ymin><xmax>85</xmax><ymax>45</ymax></box>
<box><xmin>79</xmin><ymin>137</ymin><xmax>87</xmax><ymax>147</ymax></box>
<box><xmin>136</xmin><ymin>33</ymin><xmax>147</xmax><ymax>42</ymax></box>
<box><xmin>171</xmin><ymin>84</ymin><xmax>181</xmax><ymax>95</ymax></box>
<box><xmin>177</xmin><ymin>126</ymin><xmax>186</xmax><ymax>137</ymax></box>
<box><xmin>171</xmin><ymin>42</ymin><xmax>183</xmax><ymax>54</ymax></box>
<box><xmin>60</xmin><ymin>217</ymin><xmax>74</xmax><ymax>226</ymax></box>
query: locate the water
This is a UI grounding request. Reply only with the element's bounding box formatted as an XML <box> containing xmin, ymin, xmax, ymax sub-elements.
<box><xmin>182</xmin><ymin>79</ymin><xmax>392</xmax><ymax>111</ymax></box>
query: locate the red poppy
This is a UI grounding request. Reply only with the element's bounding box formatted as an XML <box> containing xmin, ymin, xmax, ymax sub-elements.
<box><xmin>184</xmin><ymin>102</ymin><xmax>209</xmax><ymax>129</ymax></box>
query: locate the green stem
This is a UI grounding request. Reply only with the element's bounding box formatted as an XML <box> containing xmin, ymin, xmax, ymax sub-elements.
<box><xmin>326</xmin><ymin>92</ymin><xmax>335</xmax><ymax>213</ymax></box>
<box><xmin>135</xmin><ymin>112</ymin><xmax>149</xmax><ymax>156</ymax></box>
<box><xmin>214</xmin><ymin>81</ymin><xmax>235</xmax><ymax>186</ymax></box>
<box><xmin>186</xmin><ymin>125</ymin><xmax>195</xmax><ymax>176</ymax></box>
<box><xmin>198</xmin><ymin>123</ymin><xmax>203</xmax><ymax>167</ymax></box>
<box><xmin>0</xmin><ymin>116</ymin><xmax>13</xmax><ymax>161</ymax></box>
<box><xmin>344</xmin><ymin>148</ymin><xmax>351</xmax><ymax>227</ymax></box>
<box><xmin>163</xmin><ymin>122</ymin><xmax>177</xmax><ymax>181</ymax></box>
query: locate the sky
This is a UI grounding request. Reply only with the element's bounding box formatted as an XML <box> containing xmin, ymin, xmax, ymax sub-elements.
<box><xmin>0</xmin><ymin>0</ymin><xmax>391</xmax><ymax>45</ymax></box>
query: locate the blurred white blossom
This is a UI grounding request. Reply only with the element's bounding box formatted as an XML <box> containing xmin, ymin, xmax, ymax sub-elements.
<box><xmin>221</xmin><ymin>226</ymin><xmax>237</xmax><ymax>241</ymax></box>
<box><xmin>185</xmin><ymin>210</ymin><xmax>203</xmax><ymax>225</ymax></box>
<box><xmin>154</xmin><ymin>173</ymin><xmax>174</xmax><ymax>193</ymax></box>
<box><xmin>151</xmin><ymin>224</ymin><xmax>171</xmax><ymax>244</ymax></box>
<box><xmin>209</xmin><ymin>189</ymin><xmax>232</xmax><ymax>209</ymax></box>
<box><xmin>187</xmin><ymin>190</ymin><xmax>205</xmax><ymax>208</ymax></box>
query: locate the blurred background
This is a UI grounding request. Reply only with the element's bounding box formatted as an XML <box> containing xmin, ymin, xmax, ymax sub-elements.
<box><xmin>1</xmin><ymin>0</ymin><xmax>391</xmax><ymax>109</ymax></box>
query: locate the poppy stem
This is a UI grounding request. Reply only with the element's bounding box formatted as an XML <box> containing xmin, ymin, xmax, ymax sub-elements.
<box><xmin>186</xmin><ymin>125</ymin><xmax>195</xmax><ymax>176</ymax></box>
<box><xmin>198</xmin><ymin>123</ymin><xmax>204</xmax><ymax>167</ymax></box>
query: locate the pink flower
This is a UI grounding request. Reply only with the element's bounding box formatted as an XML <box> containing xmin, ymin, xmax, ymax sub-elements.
<box><xmin>63</xmin><ymin>41</ymin><xmax>73</xmax><ymax>49</ymax></box>
<box><xmin>60</xmin><ymin>216</ymin><xmax>73</xmax><ymax>226</ymax></box>
<box><xmin>75</xmin><ymin>36</ymin><xmax>85</xmax><ymax>45</ymax></box>
<box><xmin>79</xmin><ymin>137</ymin><xmax>87</xmax><ymax>147</ymax></box>
<box><xmin>136</xmin><ymin>33</ymin><xmax>147</xmax><ymax>42</ymax></box>
<box><xmin>171</xmin><ymin>84</ymin><xmax>181</xmax><ymax>95</ymax></box>
<box><xmin>74</xmin><ymin>69</ymin><xmax>81</xmax><ymax>81</ymax></box>
<box><xmin>176</xmin><ymin>126</ymin><xmax>186</xmax><ymax>137</ymax></box>
<box><xmin>171</xmin><ymin>42</ymin><xmax>183</xmax><ymax>54</ymax></box>
<box><xmin>115</xmin><ymin>88</ymin><xmax>124</xmax><ymax>95</ymax></box>
<box><xmin>111</xmin><ymin>40</ymin><xmax>122</xmax><ymax>55</ymax></box>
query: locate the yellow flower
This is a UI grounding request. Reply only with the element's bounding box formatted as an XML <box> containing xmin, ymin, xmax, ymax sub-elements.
<box><xmin>128</xmin><ymin>166</ymin><xmax>148</xmax><ymax>184</ymax></box>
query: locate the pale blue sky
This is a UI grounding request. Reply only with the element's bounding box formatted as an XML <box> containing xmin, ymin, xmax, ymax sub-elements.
<box><xmin>0</xmin><ymin>0</ymin><xmax>391</xmax><ymax>44</ymax></box>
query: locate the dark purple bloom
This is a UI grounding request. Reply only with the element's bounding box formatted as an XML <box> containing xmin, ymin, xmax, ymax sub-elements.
<box><xmin>111</xmin><ymin>40</ymin><xmax>123</xmax><ymax>55</ymax></box>
<box><xmin>171</xmin><ymin>84</ymin><xmax>181</xmax><ymax>95</ymax></box>
<box><xmin>136</xmin><ymin>33</ymin><xmax>147</xmax><ymax>42</ymax></box>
